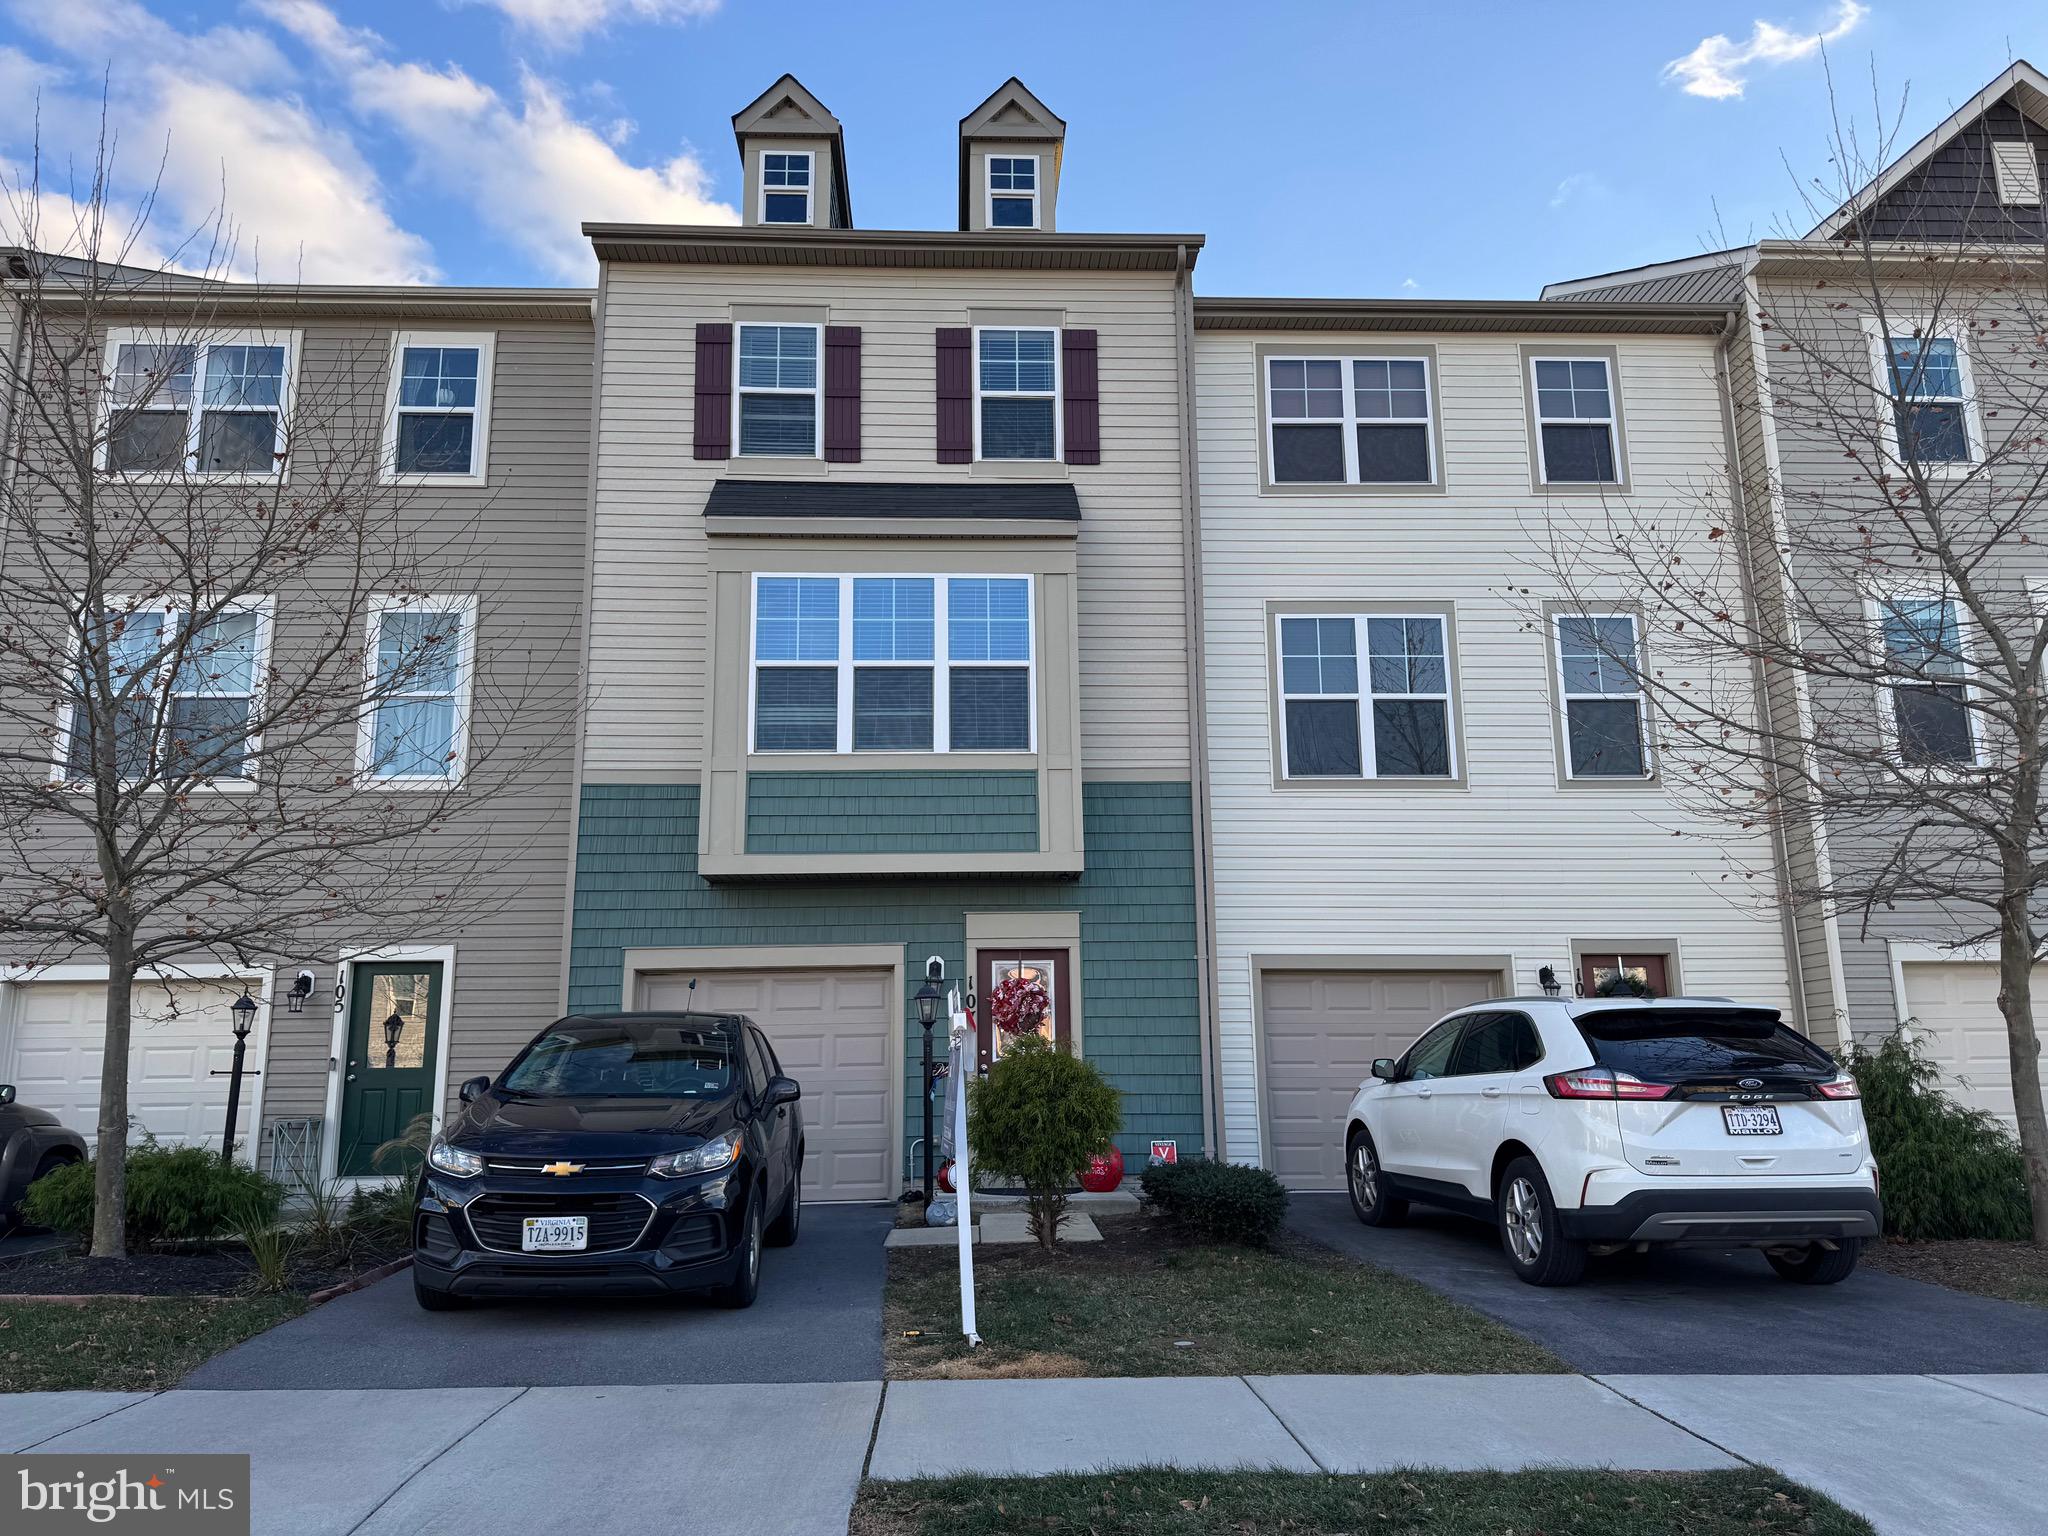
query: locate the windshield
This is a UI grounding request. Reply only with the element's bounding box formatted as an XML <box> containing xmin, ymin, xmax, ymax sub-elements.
<box><xmin>499</xmin><ymin>1019</ymin><xmax>738</xmax><ymax>1099</ymax></box>
<box><xmin>1576</xmin><ymin>1008</ymin><xmax>1836</xmax><ymax>1081</ymax></box>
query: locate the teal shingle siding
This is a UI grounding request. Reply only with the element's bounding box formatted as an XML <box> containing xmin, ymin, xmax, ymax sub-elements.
<box><xmin>745</xmin><ymin>770</ymin><xmax>1037</xmax><ymax>854</ymax></box>
<box><xmin>571</xmin><ymin>780</ymin><xmax>1203</xmax><ymax>1175</ymax></box>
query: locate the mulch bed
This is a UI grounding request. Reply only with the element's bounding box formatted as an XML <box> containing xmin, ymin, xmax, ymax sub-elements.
<box><xmin>1861</xmin><ymin>1237</ymin><xmax>2048</xmax><ymax>1308</ymax></box>
<box><xmin>0</xmin><ymin>1239</ymin><xmax>408</xmax><ymax>1299</ymax></box>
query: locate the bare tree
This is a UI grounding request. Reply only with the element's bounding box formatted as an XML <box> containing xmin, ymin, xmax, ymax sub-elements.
<box><xmin>0</xmin><ymin>133</ymin><xmax>569</xmax><ymax>1256</ymax></box>
<box><xmin>1515</xmin><ymin>74</ymin><xmax>2048</xmax><ymax>1241</ymax></box>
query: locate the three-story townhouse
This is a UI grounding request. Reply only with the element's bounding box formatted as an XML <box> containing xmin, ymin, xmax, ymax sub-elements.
<box><xmin>563</xmin><ymin>77</ymin><xmax>1215</xmax><ymax>1200</ymax></box>
<box><xmin>1192</xmin><ymin>295</ymin><xmax>1799</xmax><ymax>1188</ymax></box>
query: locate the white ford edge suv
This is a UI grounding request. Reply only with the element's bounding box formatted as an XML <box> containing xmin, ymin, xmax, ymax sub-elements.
<box><xmin>1341</xmin><ymin>996</ymin><xmax>1881</xmax><ymax>1286</ymax></box>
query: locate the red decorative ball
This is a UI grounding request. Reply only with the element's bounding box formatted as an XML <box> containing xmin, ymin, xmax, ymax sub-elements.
<box><xmin>1080</xmin><ymin>1144</ymin><xmax>1124</xmax><ymax>1193</ymax></box>
<box><xmin>937</xmin><ymin>1159</ymin><xmax>956</xmax><ymax>1193</ymax></box>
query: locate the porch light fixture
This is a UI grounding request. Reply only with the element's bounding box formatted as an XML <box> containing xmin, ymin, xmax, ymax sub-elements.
<box><xmin>1538</xmin><ymin>966</ymin><xmax>1562</xmax><ymax>998</ymax></box>
<box><xmin>230</xmin><ymin>991</ymin><xmax>259</xmax><ymax>1039</ymax></box>
<box><xmin>285</xmin><ymin>970</ymin><xmax>315</xmax><ymax>1015</ymax></box>
<box><xmin>383</xmin><ymin>1010</ymin><xmax>406</xmax><ymax>1069</ymax></box>
<box><xmin>914</xmin><ymin>979</ymin><xmax>943</xmax><ymax>1029</ymax></box>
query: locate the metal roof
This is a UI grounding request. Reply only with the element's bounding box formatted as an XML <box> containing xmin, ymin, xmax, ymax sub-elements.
<box><xmin>1193</xmin><ymin>296</ymin><xmax>1733</xmax><ymax>335</ymax></box>
<box><xmin>704</xmin><ymin>479</ymin><xmax>1080</xmax><ymax>521</ymax></box>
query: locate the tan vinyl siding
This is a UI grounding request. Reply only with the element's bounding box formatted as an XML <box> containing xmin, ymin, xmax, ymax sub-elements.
<box><xmin>583</xmin><ymin>262</ymin><xmax>1190</xmax><ymax>781</ymax></box>
<box><xmin>1197</xmin><ymin>329</ymin><xmax>1798</xmax><ymax>1163</ymax></box>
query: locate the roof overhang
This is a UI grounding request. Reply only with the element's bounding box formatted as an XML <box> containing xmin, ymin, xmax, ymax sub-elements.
<box><xmin>1749</xmin><ymin>238</ymin><xmax>2048</xmax><ymax>278</ymax></box>
<box><xmin>1193</xmin><ymin>297</ymin><xmax>1733</xmax><ymax>335</ymax></box>
<box><xmin>15</xmin><ymin>281</ymin><xmax>594</xmax><ymax>323</ymax></box>
<box><xmin>586</xmin><ymin>224</ymin><xmax>1201</xmax><ymax>271</ymax></box>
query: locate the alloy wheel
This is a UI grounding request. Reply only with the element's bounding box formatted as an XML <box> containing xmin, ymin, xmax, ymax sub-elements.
<box><xmin>1504</xmin><ymin>1176</ymin><xmax>1544</xmax><ymax>1265</ymax></box>
<box><xmin>1349</xmin><ymin>1142</ymin><xmax>1379</xmax><ymax>1210</ymax></box>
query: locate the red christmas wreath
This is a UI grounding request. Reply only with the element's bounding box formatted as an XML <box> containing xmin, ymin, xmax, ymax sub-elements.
<box><xmin>987</xmin><ymin>973</ymin><xmax>1052</xmax><ymax>1037</ymax></box>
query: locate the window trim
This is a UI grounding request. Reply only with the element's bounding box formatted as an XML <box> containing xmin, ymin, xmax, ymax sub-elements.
<box><xmin>355</xmin><ymin>594</ymin><xmax>479</xmax><ymax>790</ymax></box>
<box><xmin>1865</xmin><ymin>590</ymin><xmax>1982</xmax><ymax>771</ymax></box>
<box><xmin>1860</xmin><ymin>316</ymin><xmax>1985</xmax><ymax>475</ymax></box>
<box><xmin>98</xmin><ymin>327</ymin><xmax>301</xmax><ymax>482</ymax></box>
<box><xmin>985</xmin><ymin>152</ymin><xmax>1041</xmax><ymax>231</ymax></box>
<box><xmin>732</xmin><ymin>321</ymin><xmax>824</xmax><ymax>460</ymax></box>
<box><xmin>1261</xmin><ymin>350</ymin><xmax>1441</xmax><ymax>490</ymax></box>
<box><xmin>380</xmin><ymin>330</ymin><xmax>495</xmax><ymax>487</ymax></box>
<box><xmin>51</xmin><ymin>595</ymin><xmax>273</xmax><ymax>792</ymax></box>
<box><xmin>757</xmin><ymin>149</ymin><xmax>815</xmax><ymax>226</ymax></box>
<box><xmin>747</xmin><ymin>572</ymin><xmax>1037</xmax><ymax>756</ymax></box>
<box><xmin>1527</xmin><ymin>350</ymin><xmax>1625</xmax><ymax>488</ymax></box>
<box><xmin>1270</xmin><ymin>606</ymin><xmax>1462</xmax><ymax>785</ymax></box>
<box><xmin>1551</xmin><ymin>610</ymin><xmax>1655</xmax><ymax>783</ymax></box>
<box><xmin>972</xmin><ymin>325</ymin><xmax>1062</xmax><ymax>463</ymax></box>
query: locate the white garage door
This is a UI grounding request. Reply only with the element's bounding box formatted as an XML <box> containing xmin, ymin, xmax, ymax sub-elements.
<box><xmin>3</xmin><ymin>978</ymin><xmax>249</xmax><ymax>1151</ymax></box>
<box><xmin>1900</xmin><ymin>962</ymin><xmax>2048</xmax><ymax>1129</ymax></box>
<box><xmin>1261</xmin><ymin>968</ymin><xmax>1500</xmax><ymax>1191</ymax></box>
<box><xmin>639</xmin><ymin>968</ymin><xmax>894</xmax><ymax>1203</ymax></box>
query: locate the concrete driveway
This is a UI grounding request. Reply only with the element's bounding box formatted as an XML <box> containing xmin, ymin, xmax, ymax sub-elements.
<box><xmin>1290</xmin><ymin>1193</ymin><xmax>2048</xmax><ymax>1374</ymax></box>
<box><xmin>183</xmin><ymin>1203</ymin><xmax>895</xmax><ymax>1389</ymax></box>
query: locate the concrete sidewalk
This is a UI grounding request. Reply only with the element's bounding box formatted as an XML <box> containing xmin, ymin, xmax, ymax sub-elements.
<box><xmin>7</xmin><ymin>1372</ymin><xmax>2045</xmax><ymax>1535</ymax></box>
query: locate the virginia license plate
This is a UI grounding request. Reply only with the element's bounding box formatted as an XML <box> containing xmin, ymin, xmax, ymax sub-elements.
<box><xmin>521</xmin><ymin>1215</ymin><xmax>588</xmax><ymax>1251</ymax></box>
<box><xmin>1722</xmin><ymin>1105</ymin><xmax>1783</xmax><ymax>1136</ymax></box>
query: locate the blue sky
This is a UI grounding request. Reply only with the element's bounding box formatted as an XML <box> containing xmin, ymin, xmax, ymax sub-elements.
<box><xmin>0</xmin><ymin>1</ymin><xmax>2041</xmax><ymax>295</ymax></box>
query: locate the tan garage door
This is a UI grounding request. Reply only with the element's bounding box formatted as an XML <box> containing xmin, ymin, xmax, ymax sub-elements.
<box><xmin>638</xmin><ymin>968</ymin><xmax>894</xmax><ymax>1203</ymax></box>
<box><xmin>1261</xmin><ymin>968</ymin><xmax>1500</xmax><ymax>1190</ymax></box>
<box><xmin>1901</xmin><ymin>961</ymin><xmax>2048</xmax><ymax>1130</ymax></box>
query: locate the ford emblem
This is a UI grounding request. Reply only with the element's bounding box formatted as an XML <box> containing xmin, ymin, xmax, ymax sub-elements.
<box><xmin>1738</xmin><ymin>1078</ymin><xmax>1764</xmax><ymax>1090</ymax></box>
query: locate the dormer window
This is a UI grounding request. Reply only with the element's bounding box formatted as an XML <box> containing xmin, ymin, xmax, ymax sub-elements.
<box><xmin>761</xmin><ymin>151</ymin><xmax>814</xmax><ymax>225</ymax></box>
<box><xmin>987</xmin><ymin>156</ymin><xmax>1039</xmax><ymax>229</ymax></box>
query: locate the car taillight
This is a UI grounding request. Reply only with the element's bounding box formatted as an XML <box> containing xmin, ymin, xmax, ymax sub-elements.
<box><xmin>1815</xmin><ymin>1076</ymin><xmax>1861</xmax><ymax>1100</ymax></box>
<box><xmin>1544</xmin><ymin>1067</ymin><xmax>1673</xmax><ymax>1101</ymax></box>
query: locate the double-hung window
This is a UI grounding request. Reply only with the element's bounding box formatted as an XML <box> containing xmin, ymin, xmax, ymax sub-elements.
<box><xmin>1873</xmin><ymin>328</ymin><xmax>1977</xmax><ymax>466</ymax></box>
<box><xmin>1530</xmin><ymin>356</ymin><xmax>1620</xmax><ymax>484</ymax></box>
<box><xmin>1267</xmin><ymin>355</ymin><xmax>1435</xmax><ymax>485</ymax></box>
<box><xmin>735</xmin><ymin>324</ymin><xmax>821</xmax><ymax>457</ymax></box>
<box><xmin>386</xmin><ymin>332</ymin><xmax>493</xmax><ymax>481</ymax></box>
<box><xmin>760</xmin><ymin>151</ymin><xmax>813</xmax><ymax>224</ymax></box>
<box><xmin>1276</xmin><ymin>612</ymin><xmax>1455</xmax><ymax>779</ymax></box>
<box><xmin>976</xmin><ymin>328</ymin><xmax>1058</xmax><ymax>460</ymax></box>
<box><xmin>987</xmin><ymin>155</ymin><xmax>1039</xmax><ymax>228</ymax></box>
<box><xmin>751</xmin><ymin>574</ymin><xmax>1034</xmax><ymax>754</ymax></box>
<box><xmin>59</xmin><ymin>601</ymin><xmax>268</xmax><ymax>785</ymax></box>
<box><xmin>1553</xmin><ymin>614</ymin><xmax>1649</xmax><ymax>778</ymax></box>
<box><xmin>1876</xmin><ymin>595</ymin><xmax>1975</xmax><ymax>766</ymax></box>
<box><xmin>104</xmin><ymin>330</ymin><xmax>293</xmax><ymax>476</ymax></box>
<box><xmin>360</xmin><ymin>598</ymin><xmax>475</xmax><ymax>785</ymax></box>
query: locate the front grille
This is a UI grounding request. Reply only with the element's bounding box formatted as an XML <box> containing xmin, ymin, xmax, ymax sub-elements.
<box><xmin>464</xmin><ymin>1192</ymin><xmax>655</xmax><ymax>1254</ymax></box>
<box><xmin>484</xmin><ymin>1158</ymin><xmax>650</xmax><ymax>1176</ymax></box>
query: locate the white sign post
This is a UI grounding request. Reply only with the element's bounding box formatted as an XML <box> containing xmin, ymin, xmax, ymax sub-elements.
<box><xmin>947</xmin><ymin>986</ymin><xmax>980</xmax><ymax>1348</ymax></box>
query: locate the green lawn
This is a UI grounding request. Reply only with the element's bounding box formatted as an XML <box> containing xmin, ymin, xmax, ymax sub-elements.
<box><xmin>886</xmin><ymin>1217</ymin><xmax>1561</xmax><ymax>1378</ymax></box>
<box><xmin>851</xmin><ymin>1469</ymin><xmax>1875</xmax><ymax>1536</ymax></box>
<box><xmin>0</xmin><ymin>1296</ymin><xmax>305</xmax><ymax>1392</ymax></box>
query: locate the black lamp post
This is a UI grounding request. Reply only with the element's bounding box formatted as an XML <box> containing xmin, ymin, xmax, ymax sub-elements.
<box><xmin>220</xmin><ymin>991</ymin><xmax>258</xmax><ymax>1165</ymax></box>
<box><xmin>914</xmin><ymin>976</ymin><xmax>944</xmax><ymax>1206</ymax></box>
<box><xmin>383</xmin><ymin>1011</ymin><xmax>406</xmax><ymax>1070</ymax></box>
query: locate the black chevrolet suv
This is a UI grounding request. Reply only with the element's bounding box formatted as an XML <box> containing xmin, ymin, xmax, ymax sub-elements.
<box><xmin>410</xmin><ymin>1011</ymin><xmax>803</xmax><ymax>1310</ymax></box>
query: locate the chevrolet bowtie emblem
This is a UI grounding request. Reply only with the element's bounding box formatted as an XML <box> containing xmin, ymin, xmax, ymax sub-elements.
<box><xmin>540</xmin><ymin>1161</ymin><xmax>583</xmax><ymax>1177</ymax></box>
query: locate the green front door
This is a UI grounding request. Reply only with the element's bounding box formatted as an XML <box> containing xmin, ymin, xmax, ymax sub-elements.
<box><xmin>338</xmin><ymin>962</ymin><xmax>444</xmax><ymax>1177</ymax></box>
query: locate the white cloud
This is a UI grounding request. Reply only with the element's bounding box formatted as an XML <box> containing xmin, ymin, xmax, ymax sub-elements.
<box><xmin>260</xmin><ymin>0</ymin><xmax>737</xmax><ymax>282</ymax></box>
<box><xmin>1399</xmin><ymin>277</ymin><xmax>1419</xmax><ymax>293</ymax></box>
<box><xmin>1549</xmin><ymin>172</ymin><xmax>1608</xmax><ymax>209</ymax></box>
<box><xmin>1662</xmin><ymin>1</ymin><xmax>1868</xmax><ymax>101</ymax></box>
<box><xmin>460</xmin><ymin>0</ymin><xmax>721</xmax><ymax>50</ymax></box>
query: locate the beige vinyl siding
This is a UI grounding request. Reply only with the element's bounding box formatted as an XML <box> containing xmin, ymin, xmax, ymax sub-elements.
<box><xmin>1197</xmin><ymin>329</ymin><xmax>1798</xmax><ymax>1163</ymax></box>
<box><xmin>583</xmin><ymin>263</ymin><xmax>1190</xmax><ymax>781</ymax></box>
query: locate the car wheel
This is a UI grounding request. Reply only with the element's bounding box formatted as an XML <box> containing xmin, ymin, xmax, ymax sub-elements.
<box><xmin>413</xmin><ymin>1274</ymin><xmax>471</xmax><ymax>1311</ymax></box>
<box><xmin>1766</xmin><ymin>1241</ymin><xmax>1862</xmax><ymax>1285</ymax></box>
<box><xmin>1496</xmin><ymin>1156</ymin><xmax>1587</xmax><ymax>1287</ymax></box>
<box><xmin>1346</xmin><ymin>1129</ymin><xmax>1407</xmax><ymax>1227</ymax></box>
<box><xmin>765</xmin><ymin>1162</ymin><xmax>802</xmax><ymax>1248</ymax></box>
<box><xmin>715</xmin><ymin>1188</ymin><xmax>764</xmax><ymax>1310</ymax></box>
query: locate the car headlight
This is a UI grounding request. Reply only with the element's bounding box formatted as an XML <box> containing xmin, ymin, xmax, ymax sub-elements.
<box><xmin>649</xmin><ymin>1128</ymin><xmax>742</xmax><ymax>1178</ymax></box>
<box><xmin>428</xmin><ymin>1138</ymin><xmax>484</xmax><ymax>1178</ymax></box>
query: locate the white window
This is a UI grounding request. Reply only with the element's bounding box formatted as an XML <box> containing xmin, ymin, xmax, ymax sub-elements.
<box><xmin>1993</xmin><ymin>140</ymin><xmax>2042</xmax><ymax>207</ymax></box>
<box><xmin>1267</xmin><ymin>356</ymin><xmax>1435</xmax><ymax>486</ymax></box>
<box><xmin>1553</xmin><ymin>614</ymin><xmax>1650</xmax><ymax>779</ymax></box>
<box><xmin>975</xmin><ymin>328</ymin><xmax>1059</xmax><ymax>461</ymax></box>
<box><xmin>359</xmin><ymin>597</ymin><xmax>476</xmax><ymax>786</ymax></box>
<box><xmin>760</xmin><ymin>151</ymin><xmax>814</xmax><ymax>225</ymax></box>
<box><xmin>1873</xmin><ymin>594</ymin><xmax>1977</xmax><ymax>767</ymax></box>
<box><xmin>734</xmin><ymin>323</ymin><xmax>821</xmax><ymax>457</ymax></box>
<box><xmin>750</xmin><ymin>574</ymin><xmax>1034</xmax><ymax>755</ymax></box>
<box><xmin>383</xmin><ymin>332</ymin><xmax>494</xmax><ymax>483</ymax></box>
<box><xmin>1530</xmin><ymin>356</ymin><xmax>1620</xmax><ymax>484</ymax></box>
<box><xmin>102</xmin><ymin>329</ymin><xmax>296</xmax><ymax>478</ymax></box>
<box><xmin>1275</xmin><ymin>612</ymin><xmax>1456</xmax><ymax>779</ymax></box>
<box><xmin>987</xmin><ymin>155</ymin><xmax>1039</xmax><ymax>229</ymax></box>
<box><xmin>1864</xmin><ymin>320</ymin><xmax>1980</xmax><ymax>467</ymax></box>
<box><xmin>55</xmin><ymin>599</ymin><xmax>270</xmax><ymax>788</ymax></box>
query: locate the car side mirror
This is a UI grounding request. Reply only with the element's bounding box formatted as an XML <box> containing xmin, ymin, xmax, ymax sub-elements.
<box><xmin>458</xmin><ymin>1075</ymin><xmax>491</xmax><ymax>1105</ymax></box>
<box><xmin>0</xmin><ymin>1084</ymin><xmax>14</xmax><ymax>1106</ymax></box>
<box><xmin>1370</xmin><ymin>1059</ymin><xmax>1397</xmax><ymax>1082</ymax></box>
<box><xmin>763</xmin><ymin>1075</ymin><xmax>801</xmax><ymax>1109</ymax></box>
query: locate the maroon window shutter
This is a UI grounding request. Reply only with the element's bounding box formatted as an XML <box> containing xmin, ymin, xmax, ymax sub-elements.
<box><xmin>936</xmin><ymin>327</ymin><xmax>973</xmax><ymax>464</ymax></box>
<box><xmin>1063</xmin><ymin>328</ymin><xmax>1100</xmax><ymax>465</ymax></box>
<box><xmin>693</xmin><ymin>322</ymin><xmax>732</xmax><ymax>460</ymax></box>
<box><xmin>824</xmin><ymin>326</ymin><xmax>862</xmax><ymax>463</ymax></box>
